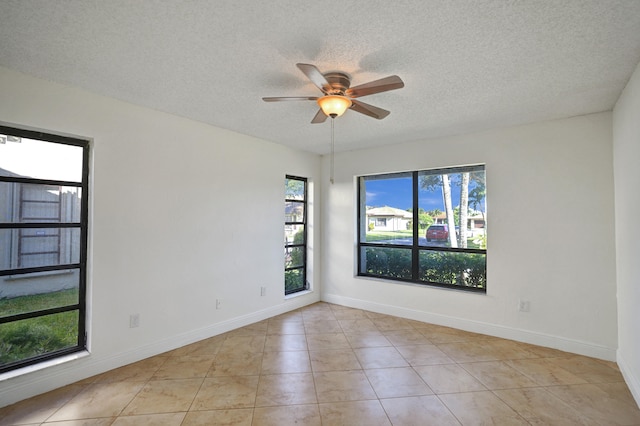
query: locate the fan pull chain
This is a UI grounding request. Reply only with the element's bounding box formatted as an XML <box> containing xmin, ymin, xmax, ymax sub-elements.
<box><xmin>330</xmin><ymin>117</ymin><xmax>335</xmax><ymax>184</ymax></box>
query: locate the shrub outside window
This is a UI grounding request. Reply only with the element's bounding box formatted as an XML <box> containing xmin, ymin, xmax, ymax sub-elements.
<box><xmin>357</xmin><ymin>165</ymin><xmax>486</xmax><ymax>292</ymax></box>
<box><xmin>0</xmin><ymin>126</ymin><xmax>89</xmax><ymax>373</ymax></box>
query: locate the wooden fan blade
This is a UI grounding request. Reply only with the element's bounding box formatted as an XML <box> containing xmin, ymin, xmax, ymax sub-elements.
<box><xmin>311</xmin><ymin>109</ymin><xmax>328</xmax><ymax>124</ymax></box>
<box><xmin>297</xmin><ymin>63</ymin><xmax>331</xmax><ymax>93</ymax></box>
<box><xmin>262</xmin><ymin>96</ymin><xmax>318</xmax><ymax>102</ymax></box>
<box><xmin>346</xmin><ymin>75</ymin><xmax>404</xmax><ymax>98</ymax></box>
<box><xmin>350</xmin><ymin>99</ymin><xmax>391</xmax><ymax>119</ymax></box>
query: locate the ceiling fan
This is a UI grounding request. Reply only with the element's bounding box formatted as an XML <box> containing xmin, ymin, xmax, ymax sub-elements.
<box><xmin>263</xmin><ymin>63</ymin><xmax>404</xmax><ymax>123</ymax></box>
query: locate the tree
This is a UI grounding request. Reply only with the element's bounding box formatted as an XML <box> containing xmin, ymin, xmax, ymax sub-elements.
<box><xmin>419</xmin><ymin>211</ymin><xmax>433</xmax><ymax>229</ymax></box>
<box><xmin>409</xmin><ymin>208</ymin><xmax>433</xmax><ymax>230</ymax></box>
<box><xmin>452</xmin><ymin>206</ymin><xmax>461</xmax><ymax>226</ymax></box>
<box><xmin>285</xmin><ymin>178</ymin><xmax>304</xmax><ymax>198</ymax></box>
<box><xmin>468</xmin><ymin>171</ymin><xmax>486</xmax><ymax>226</ymax></box>
<box><xmin>420</xmin><ymin>174</ymin><xmax>457</xmax><ymax>247</ymax></box>
<box><xmin>289</xmin><ymin>228</ymin><xmax>305</xmax><ymax>266</ymax></box>
<box><xmin>466</xmin><ymin>171</ymin><xmax>487</xmax><ymax>249</ymax></box>
<box><xmin>427</xmin><ymin>208</ymin><xmax>442</xmax><ymax>218</ymax></box>
<box><xmin>441</xmin><ymin>174</ymin><xmax>457</xmax><ymax>247</ymax></box>
<box><xmin>458</xmin><ymin>172</ymin><xmax>470</xmax><ymax>248</ymax></box>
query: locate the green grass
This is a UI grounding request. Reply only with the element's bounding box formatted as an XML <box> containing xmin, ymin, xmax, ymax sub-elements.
<box><xmin>465</xmin><ymin>238</ymin><xmax>483</xmax><ymax>249</ymax></box>
<box><xmin>366</xmin><ymin>230</ymin><xmax>414</xmax><ymax>242</ymax></box>
<box><xmin>366</xmin><ymin>229</ymin><xmax>485</xmax><ymax>249</ymax></box>
<box><xmin>0</xmin><ymin>289</ymin><xmax>80</xmax><ymax>366</ymax></box>
<box><xmin>0</xmin><ymin>288</ymin><xmax>78</xmax><ymax>317</ymax></box>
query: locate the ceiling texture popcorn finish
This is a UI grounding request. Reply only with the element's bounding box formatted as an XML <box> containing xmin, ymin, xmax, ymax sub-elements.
<box><xmin>1</xmin><ymin>1</ymin><xmax>639</xmax><ymax>154</ymax></box>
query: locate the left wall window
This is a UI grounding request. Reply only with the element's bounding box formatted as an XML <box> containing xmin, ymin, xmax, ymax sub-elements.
<box><xmin>0</xmin><ymin>126</ymin><xmax>89</xmax><ymax>373</ymax></box>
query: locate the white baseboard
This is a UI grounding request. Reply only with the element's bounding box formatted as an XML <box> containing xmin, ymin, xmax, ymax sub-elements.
<box><xmin>323</xmin><ymin>293</ymin><xmax>617</xmax><ymax>361</ymax></box>
<box><xmin>0</xmin><ymin>293</ymin><xmax>318</xmax><ymax>408</ymax></box>
<box><xmin>617</xmin><ymin>352</ymin><xmax>640</xmax><ymax>409</ymax></box>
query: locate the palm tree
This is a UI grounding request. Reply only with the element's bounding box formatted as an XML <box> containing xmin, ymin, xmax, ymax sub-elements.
<box><xmin>469</xmin><ymin>171</ymin><xmax>486</xmax><ymax>226</ymax></box>
<box><xmin>441</xmin><ymin>174</ymin><xmax>457</xmax><ymax>247</ymax></box>
<box><xmin>459</xmin><ymin>172</ymin><xmax>470</xmax><ymax>248</ymax></box>
<box><xmin>427</xmin><ymin>208</ymin><xmax>443</xmax><ymax>219</ymax></box>
<box><xmin>420</xmin><ymin>175</ymin><xmax>457</xmax><ymax>247</ymax></box>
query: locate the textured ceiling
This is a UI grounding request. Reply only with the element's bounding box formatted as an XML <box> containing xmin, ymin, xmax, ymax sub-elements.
<box><xmin>1</xmin><ymin>1</ymin><xmax>640</xmax><ymax>154</ymax></box>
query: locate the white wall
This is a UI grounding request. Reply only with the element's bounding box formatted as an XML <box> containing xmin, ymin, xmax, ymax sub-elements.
<box><xmin>322</xmin><ymin>112</ymin><xmax>618</xmax><ymax>360</ymax></box>
<box><xmin>613</xmin><ymin>60</ymin><xmax>640</xmax><ymax>406</ymax></box>
<box><xmin>0</xmin><ymin>64</ymin><xmax>628</xmax><ymax>408</ymax></box>
<box><xmin>0</xmin><ymin>67</ymin><xmax>322</xmax><ymax>407</ymax></box>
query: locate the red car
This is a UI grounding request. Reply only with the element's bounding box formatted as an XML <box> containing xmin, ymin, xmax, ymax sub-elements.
<box><xmin>426</xmin><ymin>224</ymin><xmax>449</xmax><ymax>242</ymax></box>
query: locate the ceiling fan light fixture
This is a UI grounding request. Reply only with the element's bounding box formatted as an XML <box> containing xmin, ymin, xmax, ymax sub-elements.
<box><xmin>317</xmin><ymin>95</ymin><xmax>352</xmax><ymax>118</ymax></box>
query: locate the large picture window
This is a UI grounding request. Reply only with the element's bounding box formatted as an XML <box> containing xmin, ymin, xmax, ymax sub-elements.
<box><xmin>358</xmin><ymin>165</ymin><xmax>486</xmax><ymax>292</ymax></box>
<box><xmin>0</xmin><ymin>126</ymin><xmax>89</xmax><ymax>373</ymax></box>
<box><xmin>284</xmin><ymin>176</ymin><xmax>307</xmax><ymax>295</ymax></box>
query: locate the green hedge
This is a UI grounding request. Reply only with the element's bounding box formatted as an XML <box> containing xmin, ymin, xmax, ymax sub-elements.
<box><xmin>285</xmin><ymin>269</ymin><xmax>304</xmax><ymax>293</ymax></box>
<box><xmin>364</xmin><ymin>247</ymin><xmax>486</xmax><ymax>288</ymax></box>
<box><xmin>364</xmin><ymin>247</ymin><xmax>412</xmax><ymax>279</ymax></box>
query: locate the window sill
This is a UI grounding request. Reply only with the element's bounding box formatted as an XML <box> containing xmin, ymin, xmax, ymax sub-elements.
<box><xmin>0</xmin><ymin>350</ymin><xmax>90</xmax><ymax>382</ymax></box>
<box><xmin>285</xmin><ymin>289</ymin><xmax>313</xmax><ymax>300</ymax></box>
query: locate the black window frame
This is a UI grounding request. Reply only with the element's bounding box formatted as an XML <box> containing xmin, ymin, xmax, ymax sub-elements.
<box><xmin>284</xmin><ymin>175</ymin><xmax>308</xmax><ymax>295</ymax></box>
<box><xmin>357</xmin><ymin>165</ymin><xmax>486</xmax><ymax>293</ymax></box>
<box><xmin>0</xmin><ymin>125</ymin><xmax>89</xmax><ymax>373</ymax></box>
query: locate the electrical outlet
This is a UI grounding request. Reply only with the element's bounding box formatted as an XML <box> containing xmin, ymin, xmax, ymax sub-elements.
<box><xmin>216</xmin><ymin>299</ymin><xmax>222</xmax><ymax>309</ymax></box>
<box><xmin>129</xmin><ymin>313</ymin><xmax>140</xmax><ymax>328</ymax></box>
<box><xmin>261</xmin><ymin>286</ymin><xmax>266</xmax><ymax>296</ymax></box>
<box><xmin>518</xmin><ymin>300</ymin><xmax>531</xmax><ymax>312</ymax></box>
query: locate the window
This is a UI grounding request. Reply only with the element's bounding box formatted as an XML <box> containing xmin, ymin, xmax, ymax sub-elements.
<box><xmin>284</xmin><ymin>176</ymin><xmax>308</xmax><ymax>295</ymax></box>
<box><xmin>358</xmin><ymin>165</ymin><xmax>486</xmax><ymax>292</ymax></box>
<box><xmin>0</xmin><ymin>126</ymin><xmax>89</xmax><ymax>373</ymax></box>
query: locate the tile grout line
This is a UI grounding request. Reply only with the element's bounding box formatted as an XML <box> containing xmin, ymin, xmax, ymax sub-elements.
<box><xmin>5</xmin><ymin>302</ymin><xmax>638</xmax><ymax>425</ymax></box>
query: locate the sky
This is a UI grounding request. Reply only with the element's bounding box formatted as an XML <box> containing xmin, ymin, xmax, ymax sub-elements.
<box><xmin>0</xmin><ymin>137</ymin><xmax>82</xmax><ymax>182</ymax></box>
<box><xmin>365</xmin><ymin>174</ymin><xmax>485</xmax><ymax>212</ymax></box>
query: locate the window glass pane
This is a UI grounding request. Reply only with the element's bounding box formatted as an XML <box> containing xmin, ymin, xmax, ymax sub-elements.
<box><xmin>361</xmin><ymin>173</ymin><xmax>413</xmax><ymax>245</ymax></box>
<box><xmin>419</xmin><ymin>250</ymin><xmax>486</xmax><ymax>288</ymax></box>
<box><xmin>285</xmin><ymin>178</ymin><xmax>305</xmax><ymax>200</ymax></box>
<box><xmin>360</xmin><ymin>246</ymin><xmax>413</xmax><ymax>279</ymax></box>
<box><xmin>285</xmin><ymin>269</ymin><xmax>305</xmax><ymax>294</ymax></box>
<box><xmin>418</xmin><ymin>168</ymin><xmax>486</xmax><ymax>249</ymax></box>
<box><xmin>0</xmin><ymin>227</ymin><xmax>81</xmax><ymax>270</ymax></box>
<box><xmin>285</xmin><ymin>224</ymin><xmax>304</xmax><ymax>245</ymax></box>
<box><xmin>0</xmin><ymin>182</ymin><xmax>82</xmax><ymax>223</ymax></box>
<box><xmin>0</xmin><ymin>276</ymin><xmax>79</xmax><ymax>319</ymax></box>
<box><xmin>0</xmin><ymin>310</ymin><xmax>79</xmax><ymax>367</ymax></box>
<box><xmin>0</xmin><ymin>138</ymin><xmax>83</xmax><ymax>182</ymax></box>
<box><xmin>285</xmin><ymin>246</ymin><xmax>305</xmax><ymax>269</ymax></box>
<box><xmin>285</xmin><ymin>201</ymin><xmax>305</xmax><ymax>223</ymax></box>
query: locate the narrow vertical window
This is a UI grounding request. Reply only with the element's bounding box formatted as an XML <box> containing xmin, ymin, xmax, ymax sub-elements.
<box><xmin>0</xmin><ymin>126</ymin><xmax>89</xmax><ymax>373</ymax></box>
<box><xmin>284</xmin><ymin>176</ymin><xmax>307</xmax><ymax>295</ymax></box>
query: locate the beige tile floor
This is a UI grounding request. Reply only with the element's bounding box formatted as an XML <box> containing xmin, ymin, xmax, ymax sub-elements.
<box><xmin>2</xmin><ymin>302</ymin><xmax>640</xmax><ymax>425</ymax></box>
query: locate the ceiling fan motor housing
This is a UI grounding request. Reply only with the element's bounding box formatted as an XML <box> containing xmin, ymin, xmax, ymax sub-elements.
<box><xmin>324</xmin><ymin>72</ymin><xmax>351</xmax><ymax>95</ymax></box>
